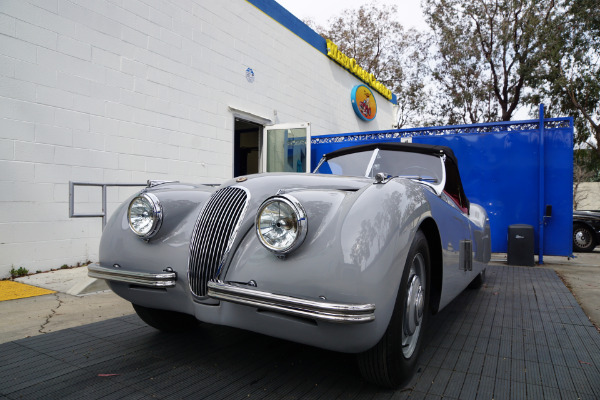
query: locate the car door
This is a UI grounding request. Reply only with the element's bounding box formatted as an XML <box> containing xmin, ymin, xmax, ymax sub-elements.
<box><xmin>429</xmin><ymin>192</ymin><xmax>477</xmax><ymax>305</ymax></box>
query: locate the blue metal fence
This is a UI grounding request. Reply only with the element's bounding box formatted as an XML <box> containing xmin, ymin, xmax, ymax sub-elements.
<box><xmin>311</xmin><ymin>110</ymin><xmax>574</xmax><ymax>258</ymax></box>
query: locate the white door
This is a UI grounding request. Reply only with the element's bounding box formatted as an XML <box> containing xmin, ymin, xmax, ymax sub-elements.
<box><xmin>262</xmin><ymin>123</ymin><xmax>311</xmax><ymax>173</ymax></box>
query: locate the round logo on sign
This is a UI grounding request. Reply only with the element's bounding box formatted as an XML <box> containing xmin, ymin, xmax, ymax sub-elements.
<box><xmin>351</xmin><ymin>85</ymin><xmax>377</xmax><ymax>121</ymax></box>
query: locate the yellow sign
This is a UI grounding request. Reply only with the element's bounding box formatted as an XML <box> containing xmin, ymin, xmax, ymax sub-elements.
<box><xmin>326</xmin><ymin>39</ymin><xmax>393</xmax><ymax>100</ymax></box>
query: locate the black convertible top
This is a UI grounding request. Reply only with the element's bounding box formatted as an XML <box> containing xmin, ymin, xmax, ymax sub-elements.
<box><xmin>322</xmin><ymin>142</ymin><xmax>470</xmax><ymax>211</ymax></box>
<box><xmin>323</xmin><ymin>142</ymin><xmax>455</xmax><ymax>163</ymax></box>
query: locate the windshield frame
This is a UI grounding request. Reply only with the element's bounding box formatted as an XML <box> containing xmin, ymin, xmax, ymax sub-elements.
<box><xmin>364</xmin><ymin>148</ymin><xmax>380</xmax><ymax>177</ymax></box>
<box><xmin>313</xmin><ymin>147</ymin><xmax>447</xmax><ymax>195</ymax></box>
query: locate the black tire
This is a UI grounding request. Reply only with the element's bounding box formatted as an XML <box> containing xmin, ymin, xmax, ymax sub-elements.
<box><xmin>357</xmin><ymin>230</ymin><xmax>431</xmax><ymax>388</ymax></box>
<box><xmin>133</xmin><ymin>304</ymin><xmax>198</xmax><ymax>332</ymax></box>
<box><xmin>573</xmin><ymin>224</ymin><xmax>596</xmax><ymax>253</ymax></box>
<box><xmin>468</xmin><ymin>268</ymin><xmax>486</xmax><ymax>289</ymax></box>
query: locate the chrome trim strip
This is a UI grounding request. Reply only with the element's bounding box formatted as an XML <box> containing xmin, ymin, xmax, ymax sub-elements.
<box><xmin>207</xmin><ymin>280</ymin><xmax>375</xmax><ymax>324</ymax></box>
<box><xmin>313</xmin><ymin>156</ymin><xmax>326</xmax><ymax>173</ymax></box>
<box><xmin>220</xmin><ymin>187</ymin><xmax>250</xmax><ymax>271</ymax></box>
<box><xmin>146</xmin><ymin>180</ymin><xmax>179</xmax><ymax>188</ymax></box>
<box><xmin>88</xmin><ymin>263</ymin><xmax>177</xmax><ymax>288</ymax></box>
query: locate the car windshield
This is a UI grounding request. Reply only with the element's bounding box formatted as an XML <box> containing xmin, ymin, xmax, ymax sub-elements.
<box><xmin>314</xmin><ymin>148</ymin><xmax>444</xmax><ymax>186</ymax></box>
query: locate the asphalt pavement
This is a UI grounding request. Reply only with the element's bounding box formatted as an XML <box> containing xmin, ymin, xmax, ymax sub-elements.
<box><xmin>489</xmin><ymin>250</ymin><xmax>600</xmax><ymax>329</ymax></box>
<box><xmin>2</xmin><ymin>259</ymin><xmax>600</xmax><ymax>399</ymax></box>
<box><xmin>0</xmin><ymin>250</ymin><xmax>598</xmax><ymax>345</ymax></box>
<box><xmin>0</xmin><ymin>268</ymin><xmax>132</xmax><ymax>344</ymax></box>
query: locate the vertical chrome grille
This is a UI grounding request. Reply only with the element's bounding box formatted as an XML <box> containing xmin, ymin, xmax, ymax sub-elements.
<box><xmin>188</xmin><ymin>186</ymin><xmax>249</xmax><ymax>297</ymax></box>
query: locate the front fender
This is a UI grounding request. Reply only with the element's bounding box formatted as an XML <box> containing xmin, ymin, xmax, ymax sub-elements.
<box><xmin>222</xmin><ymin>179</ymin><xmax>432</xmax><ymax>350</ymax></box>
<box><xmin>98</xmin><ymin>183</ymin><xmax>214</xmax><ymax>313</ymax></box>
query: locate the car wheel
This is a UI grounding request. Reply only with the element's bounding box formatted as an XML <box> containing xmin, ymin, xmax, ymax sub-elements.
<box><xmin>573</xmin><ymin>224</ymin><xmax>596</xmax><ymax>252</ymax></box>
<box><xmin>468</xmin><ymin>268</ymin><xmax>486</xmax><ymax>289</ymax></box>
<box><xmin>357</xmin><ymin>230</ymin><xmax>430</xmax><ymax>388</ymax></box>
<box><xmin>133</xmin><ymin>304</ymin><xmax>198</xmax><ymax>332</ymax></box>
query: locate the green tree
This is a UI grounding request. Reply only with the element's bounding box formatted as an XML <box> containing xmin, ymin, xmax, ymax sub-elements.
<box><xmin>310</xmin><ymin>4</ymin><xmax>431</xmax><ymax>128</ymax></box>
<box><xmin>533</xmin><ymin>0</ymin><xmax>600</xmax><ymax>158</ymax></box>
<box><xmin>423</xmin><ymin>0</ymin><xmax>562</xmax><ymax>123</ymax></box>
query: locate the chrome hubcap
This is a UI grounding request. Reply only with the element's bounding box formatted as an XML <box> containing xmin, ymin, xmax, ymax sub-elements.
<box><xmin>575</xmin><ymin>230</ymin><xmax>591</xmax><ymax>247</ymax></box>
<box><xmin>404</xmin><ymin>275</ymin><xmax>423</xmax><ymax>336</ymax></box>
<box><xmin>402</xmin><ymin>253</ymin><xmax>425</xmax><ymax>358</ymax></box>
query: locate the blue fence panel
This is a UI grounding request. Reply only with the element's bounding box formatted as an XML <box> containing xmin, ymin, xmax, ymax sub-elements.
<box><xmin>541</xmin><ymin>122</ymin><xmax>574</xmax><ymax>256</ymax></box>
<box><xmin>310</xmin><ymin>117</ymin><xmax>574</xmax><ymax>257</ymax></box>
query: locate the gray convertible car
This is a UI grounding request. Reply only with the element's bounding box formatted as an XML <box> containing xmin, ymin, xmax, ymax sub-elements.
<box><xmin>89</xmin><ymin>142</ymin><xmax>490</xmax><ymax>387</ymax></box>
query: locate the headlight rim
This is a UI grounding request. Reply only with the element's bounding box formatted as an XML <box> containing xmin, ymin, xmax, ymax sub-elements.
<box><xmin>127</xmin><ymin>192</ymin><xmax>163</xmax><ymax>239</ymax></box>
<box><xmin>255</xmin><ymin>195</ymin><xmax>307</xmax><ymax>254</ymax></box>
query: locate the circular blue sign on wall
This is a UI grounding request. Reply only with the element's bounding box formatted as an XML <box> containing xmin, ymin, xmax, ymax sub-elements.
<box><xmin>246</xmin><ymin>67</ymin><xmax>255</xmax><ymax>83</ymax></box>
<box><xmin>351</xmin><ymin>85</ymin><xmax>377</xmax><ymax>121</ymax></box>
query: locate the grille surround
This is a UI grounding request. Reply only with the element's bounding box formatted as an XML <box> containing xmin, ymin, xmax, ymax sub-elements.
<box><xmin>188</xmin><ymin>186</ymin><xmax>249</xmax><ymax>297</ymax></box>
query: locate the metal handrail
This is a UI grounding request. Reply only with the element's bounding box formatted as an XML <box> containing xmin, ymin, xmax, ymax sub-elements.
<box><xmin>69</xmin><ymin>182</ymin><xmax>146</xmax><ymax>229</ymax></box>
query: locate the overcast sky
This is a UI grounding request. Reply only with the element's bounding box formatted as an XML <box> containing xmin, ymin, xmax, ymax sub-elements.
<box><xmin>273</xmin><ymin>1</ymin><xmax>539</xmax><ymax>121</ymax></box>
<box><xmin>274</xmin><ymin>0</ymin><xmax>429</xmax><ymax>31</ymax></box>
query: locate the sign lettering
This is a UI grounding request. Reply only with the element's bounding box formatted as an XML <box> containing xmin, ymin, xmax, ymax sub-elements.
<box><xmin>326</xmin><ymin>39</ymin><xmax>393</xmax><ymax>100</ymax></box>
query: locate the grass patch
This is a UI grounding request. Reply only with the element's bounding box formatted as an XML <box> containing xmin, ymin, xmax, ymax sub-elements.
<box><xmin>10</xmin><ymin>267</ymin><xmax>29</xmax><ymax>279</ymax></box>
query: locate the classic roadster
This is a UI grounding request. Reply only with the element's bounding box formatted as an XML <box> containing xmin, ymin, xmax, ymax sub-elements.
<box><xmin>89</xmin><ymin>142</ymin><xmax>490</xmax><ymax>387</ymax></box>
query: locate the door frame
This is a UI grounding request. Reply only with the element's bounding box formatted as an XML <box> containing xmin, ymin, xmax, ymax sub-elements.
<box><xmin>229</xmin><ymin>106</ymin><xmax>272</xmax><ymax>177</ymax></box>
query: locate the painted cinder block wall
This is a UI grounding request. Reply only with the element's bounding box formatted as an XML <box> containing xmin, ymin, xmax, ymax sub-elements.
<box><xmin>0</xmin><ymin>0</ymin><xmax>395</xmax><ymax>277</ymax></box>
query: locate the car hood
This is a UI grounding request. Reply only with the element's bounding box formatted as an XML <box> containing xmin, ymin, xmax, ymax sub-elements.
<box><xmin>145</xmin><ymin>173</ymin><xmax>374</xmax><ymax>198</ymax></box>
<box><xmin>220</xmin><ymin>173</ymin><xmax>373</xmax><ymax>195</ymax></box>
<box><xmin>139</xmin><ymin>173</ymin><xmax>376</xmax><ymax>249</ymax></box>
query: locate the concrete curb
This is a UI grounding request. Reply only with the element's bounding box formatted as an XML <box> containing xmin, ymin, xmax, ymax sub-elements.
<box><xmin>14</xmin><ymin>266</ymin><xmax>108</xmax><ymax>296</ymax></box>
<box><xmin>66</xmin><ymin>276</ymin><xmax>109</xmax><ymax>296</ymax></box>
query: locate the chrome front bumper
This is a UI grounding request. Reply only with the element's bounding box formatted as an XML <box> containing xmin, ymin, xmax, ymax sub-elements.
<box><xmin>207</xmin><ymin>280</ymin><xmax>375</xmax><ymax>324</ymax></box>
<box><xmin>88</xmin><ymin>263</ymin><xmax>177</xmax><ymax>288</ymax></box>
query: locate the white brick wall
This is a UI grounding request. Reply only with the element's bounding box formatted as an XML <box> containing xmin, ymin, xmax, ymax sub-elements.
<box><xmin>0</xmin><ymin>0</ymin><xmax>396</xmax><ymax>277</ymax></box>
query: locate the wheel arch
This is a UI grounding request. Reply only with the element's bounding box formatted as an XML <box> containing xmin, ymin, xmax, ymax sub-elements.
<box><xmin>419</xmin><ymin>217</ymin><xmax>443</xmax><ymax>315</ymax></box>
<box><xmin>574</xmin><ymin>220</ymin><xmax>594</xmax><ymax>232</ymax></box>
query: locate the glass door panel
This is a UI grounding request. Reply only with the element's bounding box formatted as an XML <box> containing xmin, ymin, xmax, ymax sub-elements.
<box><xmin>263</xmin><ymin>123</ymin><xmax>310</xmax><ymax>173</ymax></box>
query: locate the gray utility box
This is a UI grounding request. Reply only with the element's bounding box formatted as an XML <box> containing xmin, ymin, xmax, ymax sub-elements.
<box><xmin>507</xmin><ymin>224</ymin><xmax>535</xmax><ymax>266</ymax></box>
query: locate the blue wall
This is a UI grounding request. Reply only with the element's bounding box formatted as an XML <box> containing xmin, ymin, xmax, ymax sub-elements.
<box><xmin>311</xmin><ymin>117</ymin><xmax>574</xmax><ymax>256</ymax></box>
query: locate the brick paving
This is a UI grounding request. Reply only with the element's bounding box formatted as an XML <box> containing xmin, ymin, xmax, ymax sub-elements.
<box><xmin>1</xmin><ymin>264</ymin><xmax>599</xmax><ymax>399</ymax></box>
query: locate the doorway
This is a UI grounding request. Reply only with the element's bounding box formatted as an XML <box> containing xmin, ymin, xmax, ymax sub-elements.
<box><xmin>233</xmin><ymin>118</ymin><xmax>311</xmax><ymax>177</ymax></box>
<box><xmin>233</xmin><ymin>118</ymin><xmax>262</xmax><ymax>177</ymax></box>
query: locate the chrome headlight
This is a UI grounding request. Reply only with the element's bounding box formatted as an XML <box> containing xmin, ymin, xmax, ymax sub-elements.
<box><xmin>127</xmin><ymin>193</ymin><xmax>162</xmax><ymax>239</ymax></box>
<box><xmin>256</xmin><ymin>195</ymin><xmax>307</xmax><ymax>254</ymax></box>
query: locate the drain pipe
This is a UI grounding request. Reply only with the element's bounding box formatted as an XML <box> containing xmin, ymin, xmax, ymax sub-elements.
<box><xmin>538</xmin><ymin>104</ymin><xmax>545</xmax><ymax>265</ymax></box>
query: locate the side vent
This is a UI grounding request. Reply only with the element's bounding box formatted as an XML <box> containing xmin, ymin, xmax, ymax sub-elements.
<box><xmin>459</xmin><ymin>240</ymin><xmax>473</xmax><ymax>271</ymax></box>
